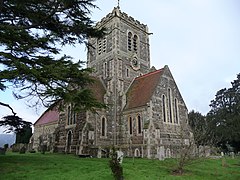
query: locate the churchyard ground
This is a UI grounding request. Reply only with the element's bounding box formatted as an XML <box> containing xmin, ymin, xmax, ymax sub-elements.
<box><xmin>0</xmin><ymin>152</ymin><xmax>240</xmax><ymax>179</ymax></box>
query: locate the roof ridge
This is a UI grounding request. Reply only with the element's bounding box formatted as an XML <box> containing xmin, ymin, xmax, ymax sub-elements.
<box><xmin>136</xmin><ymin>68</ymin><xmax>163</xmax><ymax>80</ymax></box>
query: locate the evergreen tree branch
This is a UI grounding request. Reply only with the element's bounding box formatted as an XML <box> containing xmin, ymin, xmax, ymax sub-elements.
<box><xmin>0</xmin><ymin>102</ymin><xmax>17</xmax><ymax>116</ymax></box>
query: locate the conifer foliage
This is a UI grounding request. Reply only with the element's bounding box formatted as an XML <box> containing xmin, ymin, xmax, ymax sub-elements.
<box><xmin>0</xmin><ymin>0</ymin><xmax>105</xmax><ymax>115</ymax></box>
<box><xmin>208</xmin><ymin>73</ymin><xmax>240</xmax><ymax>152</ymax></box>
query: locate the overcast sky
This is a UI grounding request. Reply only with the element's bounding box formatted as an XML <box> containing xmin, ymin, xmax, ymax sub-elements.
<box><xmin>1</xmin><ymin>0</ymin><xmax>240</xmax><ymax>132</ymax></box>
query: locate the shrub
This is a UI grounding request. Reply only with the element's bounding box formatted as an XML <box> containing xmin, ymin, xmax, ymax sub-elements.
<box><xmin>41</xmin><ymin>145</ymin><xmax>47</xmax><ymax>154</ymax></box>
<box><xmin>29</xmin><ymin>149</ymin><xmax>36</xmax><ymax>153</ymax></box>
<box><xmin>0</xmin><ymin>147</ymin><xmax>6</xmax><ymax>155</ymax></box>
<box><xmin>19</xmin><ymin>146</ymin><xmax>26</xmax><ymax>154</ymax></box>
<box><xmin>4</xmin><ymin>144</ymin><xmax>9</xmax><ymax>150</ymax></box>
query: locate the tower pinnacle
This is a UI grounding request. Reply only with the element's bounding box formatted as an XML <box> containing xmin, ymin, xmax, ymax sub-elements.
<box><xmin>117</xmin><ymin>0</ymin><xmax>120</xmax><ymax>9</ymax></box>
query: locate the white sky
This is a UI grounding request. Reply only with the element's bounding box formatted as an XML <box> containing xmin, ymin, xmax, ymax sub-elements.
<box><xmin>1</xmin><ymin>0</ymin><xmax>240</xmax><ymax>132</ymax></box>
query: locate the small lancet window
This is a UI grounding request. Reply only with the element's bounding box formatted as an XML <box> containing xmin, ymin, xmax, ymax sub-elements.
<box><xmin>101</xmin><ymin>117</ymin><xmax>106</xmax><ymax>137</ymax></box>
<box><xmin>129</xmin><ymin>116</ymin><xmax>133</xmax><ymax>135</ymax></box>
<box><xmin>67</xmin><ymin>106</ymin><xmax>71</xmax><ymax>125</ymax></box>
<box><xmin>126</xmin><ymin>68</ymin><xmax>129</xmax><ymax>77</ymax></box>
<box><xmin>72</xmin><ymin>112</ymin><xmax>76</xmax><ymax>124</ymax></box>
<box><xmin>137</xmin><ymin>115</ymin><xmax>142</xmax><ymax>134</ymax></box>
<box><xmin>174</xmin><ymin>98</ymin><xmax>179</xmax><ymax>124</ymax></box>
<box><xmin>104</xmin><ymin>62</ymin><xmax>108</xmax><ymax>77</ymax></box>
<box><xmin>133</xmin><ymin>35</ymin><xmax>138</xmax><ymax>52</ymax></box>
<box><xmin>162</xmin><ymin>95</ymin><xmax>167</xmax><ymax>122</ymax></box>
<box><xmin>98</xmin><ymin>39</ymin><xmax>102</xmax><ymax>55</ymax></box>
<box><xmin>103</xmin><ymin>37</ymin><xmax>106</xmax><ymax>53</ymax></box>
<box><xmin>128</xmin><ymin>32</ymin><xmax>132</xmax><ymax>51</ymax></box>
<box><xmin>168</xmin><ymin>88</ymin><xmax>173</xmax><ymax>123</ymax></box>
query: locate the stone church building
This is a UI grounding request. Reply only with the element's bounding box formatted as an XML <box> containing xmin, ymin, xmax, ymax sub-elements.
<box><xmin>32</xmin><ymin>7</ymin><xmax>191</xmax><ymax>159</ymax></box>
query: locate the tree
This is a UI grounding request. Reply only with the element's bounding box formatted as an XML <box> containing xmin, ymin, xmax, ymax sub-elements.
<box><xmin>207</xmin><ymin>74</ymin><xmax>240</xmax><ymax>152</ymax></box>
<box><xmin>188</xmin><ymin>110</ymin><xmax>207</xmax><ymax>148</ymax></box>
<box><xmin>0</xmin><ymin>0</ymin><xmax>106</xmax><ymax>128</ymax></box>
<box><xmin>0</xmin><ymin>115</ymin><xmax>32</xmax><ymax>133</ymax></box>
<box><xmin>15</xmin><ymin>124</ymin><xmax>32</xmax><ymax>144</ymax></box>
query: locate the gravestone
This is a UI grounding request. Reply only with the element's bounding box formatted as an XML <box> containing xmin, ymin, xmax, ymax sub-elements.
<box><xmin>221</xmin><ymin>152</ymin><xmax>224</xmax><ymax>157</ymax></box>
<box><xmin>116</xmin><ymin>150</ymin><xmax>124</xmax><ymax>164</ymax></box>
<box><xmin>0</xmin><ymin>147</ymin><xmax>6</xmax><ymax>155</ymax></box>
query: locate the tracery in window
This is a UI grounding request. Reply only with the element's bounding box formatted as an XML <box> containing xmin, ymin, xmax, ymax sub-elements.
<box><xmin>128</xmin><ymin>32</ymin><xmax>138</xmax><ymax>53</ymax></box>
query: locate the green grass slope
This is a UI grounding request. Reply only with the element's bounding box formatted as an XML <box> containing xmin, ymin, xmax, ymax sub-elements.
<box><xmin>0</xmin><ymin>153</ymin><xmax>240</xmax><ymax>180</ymax></box>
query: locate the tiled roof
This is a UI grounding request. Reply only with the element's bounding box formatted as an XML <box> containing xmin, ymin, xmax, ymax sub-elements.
<box><xmin>125</xmin><ymin>69</ymin><xmax>164</xmax><ymax>110</ymax></box>
<box><xmin>34</xmin><ymin>78</ymin><xmax>105</xmax><ymax>126</ymax></box>
<box><xmin>34</xmin><ymin>107</ymin><xmax>59</xmax><ymax>126</ymax></box>
<box><xmin>89</xmin><ymin>77</ymin><xmax>106</xmax><ymax>103</ymax></box>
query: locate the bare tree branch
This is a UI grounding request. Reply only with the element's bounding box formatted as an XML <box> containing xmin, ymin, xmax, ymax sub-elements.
<box><xmin>0</xmin><ymin>102</ymin><xmax>17</xmax><ymax>116</ymax></box>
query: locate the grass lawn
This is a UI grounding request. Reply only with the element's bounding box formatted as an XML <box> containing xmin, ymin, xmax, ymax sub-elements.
<box><xmin>0</xmin><ymin>152</ymin><xmax>240</xmax><ymax>180</ymax></box>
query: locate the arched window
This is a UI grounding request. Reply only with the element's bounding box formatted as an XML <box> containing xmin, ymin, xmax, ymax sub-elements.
<box><xmin>166</xmin><ymin>148</ymin><xmax>171</xmax><ymax>158</ymax></box>
<box><xmin>73</xmin><ymin>112</ymin><xmax>76</xmax><ymax>124</ymax></box>
<box><xmin>67</xmin><ymin>106</ymin><xmax>76</xmax><ymax>125</ymax></box>
<box><xmin>168</xmin><ymin>88</ymin><xmax>173</xmax><ymax>123</ymax></box>
<box><xmin>133</xmin><ymin>35</ymin><xmax>138</xmax><ymax>52</ymax></box>
<box><xmin>103</xmin><ymin>37</ymin><xmax>106</xmax><ymax>53</ymax></box>
<box><xmin>137</xmin><ymin>115</ymin><xmax>142</xmax><ymax>134</ymax></box>
<box><xmin>67</xmin><ymin>106</ymin><xmax>71</xmax><ymax>125</ymax></box>
<box><xmin>98</xmin><ymin>39</ymin><xmax>102</xmax><ymax>55</ymax></box>
<box><xmin>174</xmin><ymin>98</ymin><xmax>179</xmax><ymax>124</ymax></box>
<box><xmin>126</xmin><ymin>68</ymin><xmax>129</xmax><ymax>78</ymax></box>
<box><xmin>134</xmin><ymin>148</ymin><xmax>140</xmax><ymax>157</ymax></box>
<box><xmin>128</xmin><ymin>32</ymin><xmax>132</xmax><ymax>51</ymax></box>
<box><xmin>128</xmin><ymin>116</ymin><xmax>133</xmax><ymax>135</ymax></box>
<box><xmin>104</xmin><ymin>62</ymin><xmax>108</xmax><ymax>77</ymax></box>
<box><xmin>101</xmin><ymin>117</ymin><xmax>106</xmax><ymax>137</ymax></box>
<box><xmin>66</xmin><ymin>130</ymin><xmax>72</xmax><ymax>153</ymax></box>
<box><xmin>162</xmin><ymin>95</ymin><xmax>167</xmax><ymax>123</ymax></box>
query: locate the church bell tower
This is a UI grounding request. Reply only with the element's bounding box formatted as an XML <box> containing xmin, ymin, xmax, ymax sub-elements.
<box><xmin>87</xmin><ymin>6</ymin><xmax>151</xmax><ymax>145</ymax></box>
<box><xmin>87</xmin><ymin>7</ymin><xmax>151</xmax><ymax>93</ymax></box>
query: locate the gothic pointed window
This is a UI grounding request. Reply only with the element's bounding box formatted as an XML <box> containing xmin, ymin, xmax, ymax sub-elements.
<box><xmin>101</xmin><ymin>117</ymin><xmax>107</xmax><ymax>137</ymax></box>
<box><xmin>162</xmin><ymin>95</ymin><xmax>167</xmax><ymax>123</ymax></box>
<box><xmin>98</xmin><ymin>39</ymin><xmax>102</xmax><ymax>55</ymax></box>
<box><xmin>126</xmin><ymin>68</ymin><xmax>129</xmax><ymax>78</ymax></box>
<box><xmin>128</xmin><ymin>32</ymin><xmax>132</xmax><ymax>51</ymax></box>
<box><xmin>104</xmin><ymin>62</ymin><xmax>108</xmax><ymax>77</ymax></box>
<box><xmin>72</xmin><ymin>112</ymin><xmax>76</xmax><ymax>124</ymax></box>
<box><xmin>137</xmin><ymin>115</ymin><xmax>142</xmax><ymax>134</ymax></box>
<box><xmin>166</xmin><ymin>148</ymin><xmax>171</xmax><ymax>158</ymax></box>
<box><xmin>174</xmin><ymin>98</ymin><xmax>179</xmax><ymax>124</ymax></box>
<box><xmin>66</xmin><ymin>130</ymin><xmax>72</xmax><ymax>153</ymax></box>
<box><xmin>128</xmin><ymin>116</ymin><xmax>133</xmax><ymax>135</ymax></box>
<box><xmin>168</xmin><ymin>88</ymin><xmax>173</xmax><ymax>123</ymax></box>
<box><xmin>103</xmin><ymin>37</ymin><xmax>106</xmax><ymax>53</ymax></box>
<box><xmin>133</xmin><ymin>35</ymin><xmax>138</xmax><ymax>52</ymax></box>
<box><xmin>67</xmin><ymin>106</ymin><xmax>71</xmax><ymax>125</ymax></box>
<box><xmin>67</xmin><ymin>106</ymin><xmax>76</xmax><ymax>125</ymax></box>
